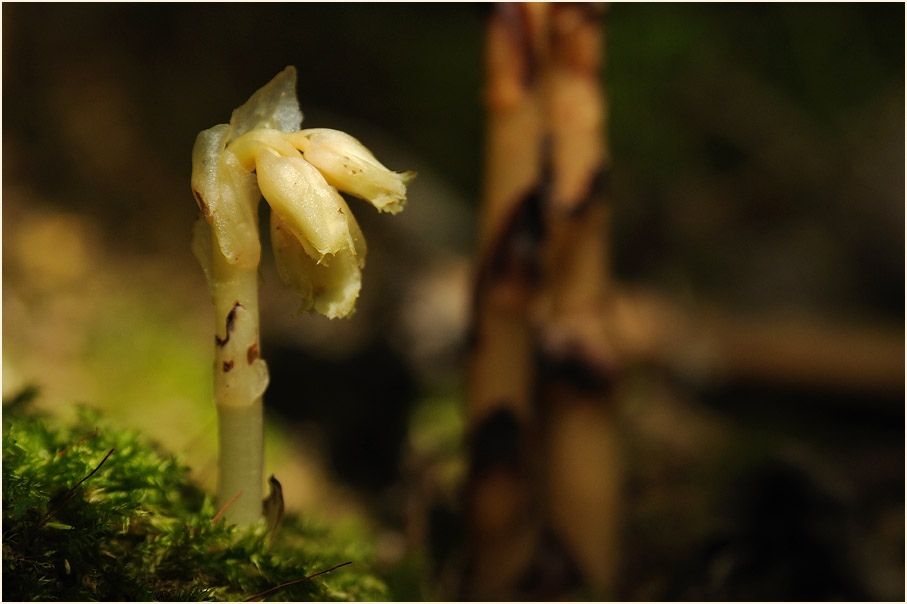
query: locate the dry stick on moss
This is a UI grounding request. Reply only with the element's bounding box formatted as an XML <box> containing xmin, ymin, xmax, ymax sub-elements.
<box><xmin>191</xmin><ymin>67</ymin><xmax>414</xmax><ymax>525</ymax></box>
<box><xmin>211</xmin><ymin>489</ymin><xmax>244</xmax><ymax>524</ymax></box>
<box><xmin>38</xmin><ymin>447</ymin><xmax>114</xmax><ymax>529</ymax></box>
<box><xmin>242</xmin><ymin>561</ymin><xmax>353</xmax><ymax>602</ymax></box>
<box><xmin>57</xmin><ymin>427</ymin><xmax>100</xmax><ymax>457</ymax></box>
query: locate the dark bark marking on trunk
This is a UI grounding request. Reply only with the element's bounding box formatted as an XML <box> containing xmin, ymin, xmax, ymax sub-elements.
<box><xmin>517</xmin><ymin>529</ymin><xmax>585</xmax><ymax>598</ymax></box>
<box><xmin>479</xmin><ymin>138</ymin><xmax>554</xmax><ymax>297</ymax></box>
<box><xmin>498</xmin><ymin>3</ymin><xmax>540</xmax><ymax>90</ymax></box>
<box><xmin>469</xmin><ymin>406</ymin><xmax>524</xmax><ymax>475</ymax></box>
<box><xmin>566</xmin><ymin>166</ymin><xmax>611</xmax><ymax>219</ymax></box>
<box><xmin>539</xmin><ymin>345</ymin><xmax>616</xmax><ymax>397</ymax></box>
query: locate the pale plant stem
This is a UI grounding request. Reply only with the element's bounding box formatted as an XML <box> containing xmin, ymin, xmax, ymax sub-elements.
<box><xmin>217</xmin><ymin>399</ymin><xmax>263</xmax><ymax>524</ymax></box>
<box><xmin>211</xmin><ymin>243</ymin><xmax>268</xmax><ymax>525</ymax></box>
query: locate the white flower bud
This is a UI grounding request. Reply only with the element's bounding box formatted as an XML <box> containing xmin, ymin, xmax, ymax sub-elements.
<box><xmin>191</xmin><ymin>124</ymin><xmax>262</xmax><ymax>269</ymax></box>
<box><xmin>292</xmin><ymin>128</ymin><xmax>415</xmax><ymax>215</ymax></box>
<box><xmin>255</xmin><ymin>149</ymin><xmax>358</xmax><ymax>258</ymax></box>
<box><xmin>256</xmin><ymin>148</ymin><xmax>368</xmax><ymax>319</ymax></box>
<box><xmin>270</xmin><ymin>210</ymin><xmax>366</xmax><ymax>319</ymax></box>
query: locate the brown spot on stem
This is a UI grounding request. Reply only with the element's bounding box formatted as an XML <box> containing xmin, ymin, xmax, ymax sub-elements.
<box><xmin>226</xmin><ymin>302</ymin><xmax>241</xmax><ymax>328</ymax></box>
<box><xmin>223</xmin><ymin>360</ymin><xmax>235</xmax><ymax>373</ymax></box>
<box><xmin>247</xmin><ymin>343</ymin><xmax>260</xmax><ymax>364</ymax></box>
<box><xmin>192</xmin><ymin>189</ymin><xmax>210</xmax><ymax>218</ymax></box>
<box><xmin>215</xmin><ymin>302</ymin><xmax>243</xmax><ymax>347</ymax></box>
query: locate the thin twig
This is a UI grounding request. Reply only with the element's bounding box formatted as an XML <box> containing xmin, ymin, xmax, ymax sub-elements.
<box><xmin>211</xmin><ymin>490</ymin><xmax>244</xmax><ymax>524</ymax></box>
<box><xmin>38</xmin><ymin>447</ymin><xmax>114</xmax><ymax>529</ymax></box>
<box><xmin>611</xmin><ymin>288</ymin><xmax>905</xmax><ymax>397</ymax></box>
<box><xmin>57</xmin><ymin>427</ymin><xmax>100</xmax><ymax>457</ymax></box>
<box><xmin>243</xmin><ymin>561</ymin><xmax>353</xmax><ymax>602</ymax></box>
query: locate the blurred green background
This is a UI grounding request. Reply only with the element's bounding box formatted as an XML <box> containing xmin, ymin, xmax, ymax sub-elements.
<box><xmin>3</xmin><ymin>3</ymin><xmax>903</xmax><ymax>600</ymax></box>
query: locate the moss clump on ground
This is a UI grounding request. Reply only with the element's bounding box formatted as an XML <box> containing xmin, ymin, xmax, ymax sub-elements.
<box><xmin>2</xmin><ymin>388</ymin><xmax>387</xmax><ymax>601</ymax></box>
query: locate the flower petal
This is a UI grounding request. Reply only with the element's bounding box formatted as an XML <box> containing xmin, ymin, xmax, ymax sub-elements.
<box><xmin>190</xmin><ymin>215</ymin><xmax>215</xmax><ymax>293</ymax></box>
<box><xmin>190</xmin><ymin>124</ymin><xmax>262</xmax><ymax>269</ymax></box>
<box><xmin>226</xmin><ymin>129</ymin><xmax>299</xmax><ymax>172</ymax></box>
<box><xmin>256</xmin><ymin>150</ymin><xmax>359</xmax><ymax>258</ymax></box>
<box><xmin>270</xmin><ymin>211</ymin><xmax>363</xmax><ymax>319</ymax></box>
<box><xmin>292</xmin><ymin>128</ymin><xmax>415</xmax><ymax>214</ymax></box>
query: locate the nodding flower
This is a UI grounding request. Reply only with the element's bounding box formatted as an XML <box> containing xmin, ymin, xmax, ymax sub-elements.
<box><xmin>289</xmin><ymin>128</ymin><xmax>415</xmax><ymax>215</ymax></box>
<box><xmin>191</xmin><ymin>66</ymin><xmax>414</xmax><ymax>319</ymax></box>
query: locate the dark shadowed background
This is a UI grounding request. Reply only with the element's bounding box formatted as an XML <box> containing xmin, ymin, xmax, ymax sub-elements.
<box><xmin>3</xmin><ymin>3</ymin><xmax>903</xmax><ymax>600</ymax></box>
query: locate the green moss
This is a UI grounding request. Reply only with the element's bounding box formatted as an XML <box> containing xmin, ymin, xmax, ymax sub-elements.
<box><xmin>2</xmin><ymin>388</ymin><xmax>387</xmax><ymax>601</ymax></box>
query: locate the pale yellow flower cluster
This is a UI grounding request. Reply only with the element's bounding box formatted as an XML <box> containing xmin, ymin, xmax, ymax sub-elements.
<box><xmin>191</xmin><ymin>66</ymin><xmax>414</xmax><ymax>319</ymax></box>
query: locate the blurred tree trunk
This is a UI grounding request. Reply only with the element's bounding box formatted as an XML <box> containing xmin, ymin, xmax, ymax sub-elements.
<box><xmin>463</xmin><ymin>3</ymin><xmax>619</xmax><ymax>599</ymax></box>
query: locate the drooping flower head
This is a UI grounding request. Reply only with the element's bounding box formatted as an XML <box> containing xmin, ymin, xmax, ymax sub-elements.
<box><xmin>191</xmin><ymin>66</ymin><xmax>414</xmax><ymax>318</ymax></box>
